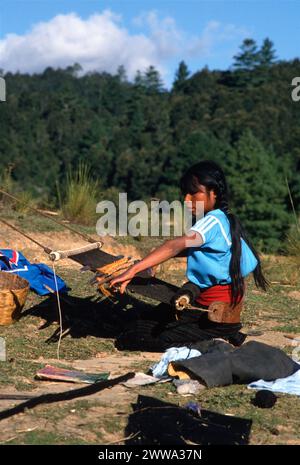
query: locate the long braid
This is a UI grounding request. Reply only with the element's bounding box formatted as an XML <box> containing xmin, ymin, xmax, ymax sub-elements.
<box><xmin>216</xmin><ymin>173</ymin><xmax>269</xmax><ymax>296</ymax></box>
<box><xmin>215</xmin><ymin>173</ymin><xmax>245</xmax><ymax>306</ymax></box>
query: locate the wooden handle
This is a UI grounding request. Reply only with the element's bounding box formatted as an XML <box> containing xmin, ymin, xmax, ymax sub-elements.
<box><xmin>49</xmin><ymin>242</ymin><xmax>102</xmax><ymax>261</ymax></box>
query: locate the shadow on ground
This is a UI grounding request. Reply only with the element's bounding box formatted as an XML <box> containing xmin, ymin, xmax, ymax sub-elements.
<box><xmin>20</xmin><ymin>292</ymin><xmax>170</xmax><ymax>346</ymax></box>
<box><xmin>125</xmin><ymin>395</ymin><xmax>252</xmax><ymax>445</ymax></box>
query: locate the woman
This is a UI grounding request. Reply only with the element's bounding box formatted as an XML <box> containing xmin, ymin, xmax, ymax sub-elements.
<box><xmin>109</xmin><ymin>160</ymin><xmax>268</xmax><ymax>351</ymax></box>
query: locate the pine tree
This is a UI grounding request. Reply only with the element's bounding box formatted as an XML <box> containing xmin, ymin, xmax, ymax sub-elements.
<box><xmin>65</xmin><ymin>63</ymin><xmax>83</xmax><ymax>77</ymax></box>
<box><xmin>116</xmin><ymin>65</ymin><xmax>128</xmax><ymax>83</ymax></box>
<box><xmin>134</xmin><ymin>70</ymin><xmax>144</xmax><ymax>88</ymax></box>
<box><xmin>143</xmin><ymin>66</ymin><xmax>164</xmax><ymax>94</ymax></box>
<box><xmin>173</xmin><ymin>61</ymin><xmax>190</xmax><ymax>92</ymax></box>
<box><xmin>258</xmin><ymin>38</ymin><xmax>277</xmax><ymax>67</ymax></box>
<box><xmin>233</xmin><ymin>39</ymin><xmax>260</xmax><ymax>70</ymax></box>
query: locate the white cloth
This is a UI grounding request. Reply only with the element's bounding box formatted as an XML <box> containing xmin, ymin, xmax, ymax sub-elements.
<box><xmin>151</xmin><ymin>346</ymin><xmax>201</xmax><ymax>378</ymax></box>
<box><xmin>248</xmin><ymin>365</ymin><xmax>300</xmax><ymax>396</ymax></box>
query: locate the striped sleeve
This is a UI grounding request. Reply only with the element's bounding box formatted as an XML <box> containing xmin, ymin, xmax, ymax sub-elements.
<box><xmin>189</xmin><ymin>215</ymin><xmax>219</xmax><ymax>244</ymax></box>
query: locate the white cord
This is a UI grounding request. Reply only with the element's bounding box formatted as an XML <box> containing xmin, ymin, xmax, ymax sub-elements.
<box><xmin>51</xmin><ymin>262</ymin><xmax>63</xmax><ymax>360</ymax></box>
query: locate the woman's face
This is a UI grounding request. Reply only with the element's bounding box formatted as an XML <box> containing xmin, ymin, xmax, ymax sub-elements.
<box><xmin>184</xmin><ymin>184</ymin><xmax>217</xmax><ymax>215</ymax></box>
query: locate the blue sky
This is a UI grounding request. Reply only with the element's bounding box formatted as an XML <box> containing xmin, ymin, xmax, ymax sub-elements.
<box><xmin>0</xmin><ymin>0</ymin><xmax>299</xmax><ymax>87</ymax></box>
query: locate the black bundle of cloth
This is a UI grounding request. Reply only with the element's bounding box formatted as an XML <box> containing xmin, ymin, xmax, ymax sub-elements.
<box><xmin>168</xmin><ymin>340</ymin><xmax>298</xmax><ymax>388</ymax></box>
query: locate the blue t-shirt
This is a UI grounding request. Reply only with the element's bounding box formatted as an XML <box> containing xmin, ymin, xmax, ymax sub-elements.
<box><xmin>186</xmin><ymin>209</ymin><xmax>258</xmax><ymax>289</ymax></box>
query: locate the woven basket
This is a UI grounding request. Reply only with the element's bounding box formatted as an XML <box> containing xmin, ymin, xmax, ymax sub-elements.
<box><xmin>0</xmin><ymin>272</ymin><xmax>29</xmax><ymax>325</ymax></box>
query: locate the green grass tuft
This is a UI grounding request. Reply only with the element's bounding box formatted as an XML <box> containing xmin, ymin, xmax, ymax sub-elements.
<box><xmin>62</xmin><ymin>162</ymin><xmax>99</xmax><ymax>226</ymax></box>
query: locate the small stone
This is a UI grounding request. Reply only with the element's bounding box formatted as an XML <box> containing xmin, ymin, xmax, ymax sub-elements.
<box><xmin>174</xmin><ymin>380</ymin><xmax>206</xmax><ymax>395</ymax></box>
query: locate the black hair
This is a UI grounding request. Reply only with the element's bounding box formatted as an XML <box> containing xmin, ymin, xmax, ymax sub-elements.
<box><xmin>180</xmin><ymin>160</ymin><xmax>269</xmax><ymax>306</ymax></box>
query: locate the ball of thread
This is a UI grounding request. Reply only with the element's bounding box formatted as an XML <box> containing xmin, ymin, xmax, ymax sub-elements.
<box><xmin>252</xmin><ymin>390</ymin><xmax>277</xmax><ymax>408</ymax></box>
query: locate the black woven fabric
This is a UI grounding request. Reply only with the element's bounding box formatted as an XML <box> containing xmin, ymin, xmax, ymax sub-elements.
<box><xmin>115</xmin><ymin>302</ymin><xmax>245</xmax><ymax>352</ymax></box>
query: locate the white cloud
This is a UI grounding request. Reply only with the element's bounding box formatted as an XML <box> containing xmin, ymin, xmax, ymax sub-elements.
<box><xmin>132</xmin><ymin>10</ymin><xmax>182</xmax><ymax>59</ymax></box>
<box><xmin>0</xmin><ymin>10</ymin><xmax>166</xmax><ymax>78</ymax></box>
<box><xmin>187</xmin><ymin>20</ymin><xmax>249</xmax><ymax>57</ymax></box>
<box><xmin>0</xmin><ymin>10</ymin><xmax>249</xmax><ymax>79</ymax></box>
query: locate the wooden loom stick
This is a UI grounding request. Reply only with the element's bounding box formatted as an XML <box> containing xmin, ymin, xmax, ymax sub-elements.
<box><xmin>48</xmin><ymin>242</ymin><xmax>103</xmax><ymax>261</ymax></box>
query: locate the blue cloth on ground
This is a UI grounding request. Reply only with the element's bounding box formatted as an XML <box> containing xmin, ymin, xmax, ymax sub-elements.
<box><xmin>248</xmin><ymin>364</ymin><xmax>300</xmax><ymax>396</ymax></box>
<box><xmin>0</xmin><ymin>249</ymin><xmax>68</xmax><ymax>296</ymax></box>
<box><xmin>151</xmin><ymin>346</ymin><xmax>201</xmax><ymax>378</ymax></box>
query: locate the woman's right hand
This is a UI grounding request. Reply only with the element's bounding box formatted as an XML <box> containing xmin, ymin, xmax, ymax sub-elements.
<box><xmin>109</xmin><ymin>267</ymin><xmax>137</xmax><ymax>294</ymax></box>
